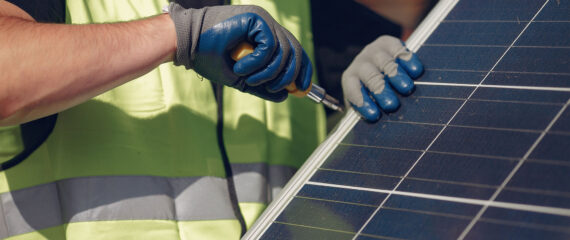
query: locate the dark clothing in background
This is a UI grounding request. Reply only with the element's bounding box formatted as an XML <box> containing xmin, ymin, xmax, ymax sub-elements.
<box><xmin>7</xmin><ymin>0</ymin><xmax>65</xmax><ymax>23</ymax></box>
<box><xmin>171</xmin><ymin>0</ymin><xmax>225</xmax><ymax>8</ymax></box>
<box><xmin>7</xmin><ymin>0</ymin><xmax>224</xmax><ymax>22</ymax></box>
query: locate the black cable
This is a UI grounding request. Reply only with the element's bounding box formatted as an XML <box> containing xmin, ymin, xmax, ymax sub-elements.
<box><xmin>213</xmin><ymin>82</ymin><xmax>248</xmax><ymax>237</ymax></box>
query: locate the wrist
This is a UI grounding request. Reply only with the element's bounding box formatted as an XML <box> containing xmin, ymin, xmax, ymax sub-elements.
<box><xmin>156</xmin><ymin>13</ymin><xmax>177</xmax><ymax>63</ymax></box>
<box><xmin>167</xmin><ymin>3</ymin><xmax>204</xmax><ymax>69</ymax></box>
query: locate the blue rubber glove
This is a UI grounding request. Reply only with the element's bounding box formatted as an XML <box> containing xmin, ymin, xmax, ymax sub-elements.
<box><xmin>168</xmin><ymin>3</ymin><xmax>312</xmax><ymax>102</ymax></box>
<box><xmin>342</xmin><ymin>35</ymin><xmax>423</xmax><ymax>122</ymax></box>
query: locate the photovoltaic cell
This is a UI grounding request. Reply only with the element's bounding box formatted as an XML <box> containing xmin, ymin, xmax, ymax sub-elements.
<box><xmin>470</xmin><ymin>88</ymin><xmax>570</xmax><ymax>104</ymax></box>
<box><xmin>537</xmin><ymin>1</ymin><xmax>570</xmax><ymax>21</ymax></box>
<box><xmin>247</xmin><ymin>0</ymin><xmax>570</xmax><ymax>239</ymax></box>
<box><xmin>484</xmin><ymin>72</ymin><xmax>570</xmax><ymax>88</ymax></box>
<box><xmin>419</xmin><ymin>69</ymin><xmax>486</xmax><ymax>84</ymax></box>
<box><xmin>429</xmin><ymin>126</ymin><xmax>538</xmax><ymax>157</ymax></box>
<box><xmin>450</xmin><ymin>100</ymin><xmax>561</xmax><ymax>130</ymax></box>
<box><xmin>425</xmin><ymin>22</ymin><xmax>526</xmax><ymax>46</ymax></box>
<box><xmin>517</xmin><ymin>22</ymin><xmax>570</xmax><ymax>47</ymax></box>
<box><xmin>418</xmin><ymin>45</ymin><xmax>506</xmax><ymax>71</ymax></box>
<box><xmin>322</xmin><ymin>145</ymin><xmax>421</xmax><ymax>176</ymax></box>
<box><xmin>552</xmin><ymin>108</ymin><xmax>570</xmax><ymax>132</ymax></box>
<box><xmin>496</xmin><ymin>48</ymin><xmax>570</xmax><ymax>74</ymax></box>
<box><xmin>530</xmin><ymin>133</ymin><xmax>570</xmax><ymax>162</ymax></box>
<box><xmin>398</xmin><ymin>177</ymin><xmax>497</xmax><ymax>200</ymax></box>
<box><xmin>408</xmin><ymin>152</ymin><xmax>516</xmax><ymax>186</ymax></box>
<box><xmin>445</xmin><ymin>0</ymin><xmax>544</xmax><ymax>21</ymax></box>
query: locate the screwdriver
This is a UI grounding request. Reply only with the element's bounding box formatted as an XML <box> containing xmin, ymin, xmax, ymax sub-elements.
<box><xmin>231</xmin><ymin>42</ymin><xmax>344</xmax><ymax>112</ymax></box>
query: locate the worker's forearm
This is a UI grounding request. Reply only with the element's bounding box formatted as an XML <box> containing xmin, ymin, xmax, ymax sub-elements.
<box><xmin>0</xmin><ymin>13</ymin><xmax>176</xmax><ymax>126</ymax></box>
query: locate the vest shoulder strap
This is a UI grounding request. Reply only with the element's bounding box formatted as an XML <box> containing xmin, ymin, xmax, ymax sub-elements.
<box><xmin>0</xmin><ymin>114</ymin><xmax>58</xmax><ymax>171</ymax></box>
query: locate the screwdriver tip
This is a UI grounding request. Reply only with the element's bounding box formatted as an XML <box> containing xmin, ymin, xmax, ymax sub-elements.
<box><xmin>321</xmin><ymin>94</ymin><xmax>344</xmax><ymax>113</ymax></box>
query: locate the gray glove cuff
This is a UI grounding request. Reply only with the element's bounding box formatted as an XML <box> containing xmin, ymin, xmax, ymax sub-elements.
<box><xmin>168</xmin><ymin>3</ymin><xmax>204</xmax><ymax>69</ymax></box>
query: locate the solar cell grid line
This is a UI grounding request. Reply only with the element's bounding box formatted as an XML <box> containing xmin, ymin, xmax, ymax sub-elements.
<box><xmin>419</xmin><ymin>0</ymin><xmax>570</xmax><ymax>89</ymax></box>
<box><xmin>305</xmin><ymin>181</ymin><xmax>570</xmax><ymax>218</ymax></box>
<box><xmin>459</xmin><ymin>0</ymin><xmax>570</xmax><ymax>237</ymax></box>
<box><xmin>352</xmin><ymin>0</ymin><xmax>553</xmax><ymax>237</ymax></box>
<box><xmin>459</xmin><ymin>98</ymin><xmax>570</xmax><ymax>240</ymax></box>
<box><xmin>243</xmin><ymin>0</ymin><xmax>570</xmax><ymax>239</ymax></box>
<box><xmin>415</xmin><ymin>82</ymin><xmax>570</xmax><ymax>93</ymax></box>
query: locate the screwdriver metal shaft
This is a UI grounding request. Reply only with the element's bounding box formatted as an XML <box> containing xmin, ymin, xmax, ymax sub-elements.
<box><xmin>305</xmin><ymin>84</ymin><xmax>343</xmax><ymax>112</ymax></box>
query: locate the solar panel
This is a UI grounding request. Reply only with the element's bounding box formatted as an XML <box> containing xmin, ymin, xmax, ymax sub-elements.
<box><xmin>244</xmin><ymin>0</ymin><xmax>570</xmax><ymax>239</ymax></box>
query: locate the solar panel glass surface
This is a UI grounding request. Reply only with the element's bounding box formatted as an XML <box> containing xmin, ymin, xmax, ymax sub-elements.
<box><xmin>251</xmin><ymin>0</ymin><xmax>570</xmax><ymax>239</ymax></box>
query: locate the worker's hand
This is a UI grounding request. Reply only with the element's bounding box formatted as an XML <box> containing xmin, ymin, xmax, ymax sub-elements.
<box><xmin>342</xmin><ymin>35</ymin><xmax>423</xmax><ymax>122</ymax></box>
<box><xmin>168</xmin><ymin>3</ymin><xmax>312</xmax><ymax>102</ymax></box>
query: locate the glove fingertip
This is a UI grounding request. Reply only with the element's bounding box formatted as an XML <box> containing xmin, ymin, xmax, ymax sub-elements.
<box><xmin>388</xmin><ymin>66</ymin><xmax>416</xmax><ymax>96</ymax></box>
<box><xmin>351</xmin><ymin>86</ymin><xmax>381</xmax><ymax>122</ymax></box>
<box><xmin>352</xmin><ymin>101</ymin><xmax>381</xmax><ymax>122</ymax></box>
<box><xmin>397</xmin><ymin>53</ymin><xmax>424</xmax><ymax>79</ymax></box>
<box><xmin>373</xmin><ymin>87</ymin><xmax>401</xmax><ymax>113</ymax></box>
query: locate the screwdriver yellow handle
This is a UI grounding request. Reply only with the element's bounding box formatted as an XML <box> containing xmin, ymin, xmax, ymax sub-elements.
<box><xmin>231</xmin><ymin>42</ymin><xmax>311</xmax><ymax>97</ymax></box>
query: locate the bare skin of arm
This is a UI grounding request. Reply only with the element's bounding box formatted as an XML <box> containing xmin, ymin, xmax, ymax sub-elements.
<box><xmin>0</xmin><ymin>0</ymin><xmax>177</xmax><ymax>126</ymax></box>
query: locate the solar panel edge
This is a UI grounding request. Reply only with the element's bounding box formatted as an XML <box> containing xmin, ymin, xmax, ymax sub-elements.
<box><xmin>242</xmin><ymin>0</ymin><xmax>461</xmax><ymax>239</ymax></box>
<box><xmin>242</xmin><ymin>111</ymin><xmax>361</xmax><ymax>239</ymax></box>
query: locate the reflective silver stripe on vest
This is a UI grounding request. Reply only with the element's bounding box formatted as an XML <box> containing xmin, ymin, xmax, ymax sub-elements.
<box><xmin>0</xmin><ymin>164</ymin><xmax>296</xmax><ymax>238</ymax></box>
<box><xmin>232</xmin><ymin>163</ymin><xmax>296</xmax><ymax>203</ymax></box>
<box><xmin>0</xmin><ymin>190</ymin><xmax>11</xmax><ymax>239</ymax></box>
<box><xmin>2</xmin><ymin>180</ymin><xmax>63</xmax><ymax>237</ymax></box>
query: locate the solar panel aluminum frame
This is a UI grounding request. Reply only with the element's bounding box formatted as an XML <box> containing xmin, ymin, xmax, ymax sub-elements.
<box><xmin>242</xmin><ymin>0</ymin><xmax>461</xmax><ymax>239</ymax></box>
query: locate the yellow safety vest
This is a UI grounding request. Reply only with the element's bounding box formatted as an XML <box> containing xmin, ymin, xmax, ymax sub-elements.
<box><xmin>0</xmin><ymin>0</ymin><xmax>325</xmax><ymax>239</ymax></box>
